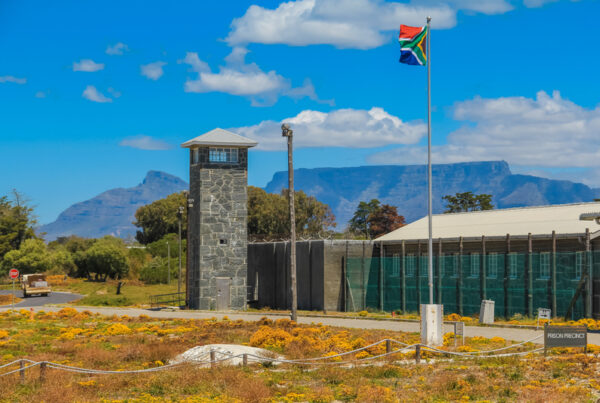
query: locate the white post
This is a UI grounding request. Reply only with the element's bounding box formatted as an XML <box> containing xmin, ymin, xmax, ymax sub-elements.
<box><xmin>420</xmin><ymin>17</ymin><xmax>443</xmax><ymax>346</ymax></box>
<box><xmin>11</xmin><ymin>278</ymin><xmax>15</xmax><ymax>311</ymax></box>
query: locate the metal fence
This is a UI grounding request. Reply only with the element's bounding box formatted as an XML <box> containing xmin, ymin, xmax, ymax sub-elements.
<box><xmin>149</xmin><ymin>292</ymin><xmax>186</xmax><ymax>309</ymax></box>
<box><xmin>346</xmin><ymin>251</ymin><xmax>600</xmax><ymax>319</ymax></box>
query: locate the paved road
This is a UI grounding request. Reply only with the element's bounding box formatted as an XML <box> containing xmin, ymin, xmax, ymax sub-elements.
<box><xmin>2</xmin><ymin>304</ymin><xmax>597</xmax><ymax>345</ymax></box>
<box><xmin>0</xmin><ymin>290</ymin><xmax>82</xmax><ymax>307</ymax></box>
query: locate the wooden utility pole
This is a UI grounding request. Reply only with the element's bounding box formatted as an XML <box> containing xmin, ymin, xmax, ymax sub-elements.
<box><xmin>282</xmin><ymin>124</ymin><xmax>297</xmax><ymax>322</ymax></box>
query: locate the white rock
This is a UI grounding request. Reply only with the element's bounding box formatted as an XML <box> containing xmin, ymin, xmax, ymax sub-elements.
<box><xmin>170</xmin><ymin>344</ymin><xmax>283</xmax><ymax>366</ymax></box>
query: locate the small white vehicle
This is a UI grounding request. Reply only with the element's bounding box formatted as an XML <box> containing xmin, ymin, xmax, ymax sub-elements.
<box><xmin>21</xmin><ymin>274</ymin><xmax>51</xmax><ymax>298</ymax></box>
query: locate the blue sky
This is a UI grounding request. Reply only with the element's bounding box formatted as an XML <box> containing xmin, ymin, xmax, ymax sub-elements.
<box><xmin>1</xmin><ymin>0</ymin><xmax>599</xmax><ymax>224</ymax></box>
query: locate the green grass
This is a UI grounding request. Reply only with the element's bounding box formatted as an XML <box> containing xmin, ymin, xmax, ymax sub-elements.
<box><xmin>53</xmin><ymin>280</ymin><xmax>181</xmax><ymax>307</ymax></box>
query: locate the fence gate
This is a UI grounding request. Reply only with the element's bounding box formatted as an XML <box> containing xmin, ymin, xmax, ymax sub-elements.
<box><xmin>216</xmin><ymin>277</ymin><xmax>231</xmax><ymax>310</ymax></box>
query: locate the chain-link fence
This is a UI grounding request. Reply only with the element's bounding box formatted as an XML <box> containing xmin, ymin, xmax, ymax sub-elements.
<box><xmin>346</xmin><ymin>251</ymin><xmax>599</xmax><ymax>319</ymax></box>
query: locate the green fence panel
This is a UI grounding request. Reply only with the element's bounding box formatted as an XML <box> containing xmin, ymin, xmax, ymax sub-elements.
<box><xmin>347</xmin><ymin>251</ymin><xmax>590</xmax><ymax>319</ymax></box>
<box><xmin>462</xmin><ymin>254</ymin><xmax>481</xmax><ymax>316</ymax></box>
<box><xmin>485</xmin><ymin>253</ymin><xmax>506</xmax><ymax>317</ymax></box>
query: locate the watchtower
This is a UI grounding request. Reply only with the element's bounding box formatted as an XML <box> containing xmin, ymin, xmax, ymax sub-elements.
<box><xmin>182</xmin><ymin>128</ymin><xmax>257</xmax><ymax>310</ymax></box>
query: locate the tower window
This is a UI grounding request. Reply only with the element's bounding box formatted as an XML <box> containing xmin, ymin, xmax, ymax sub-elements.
<box><xmin>209</xmin><ymin>148</ymin><xmax>238</xmax><ymax>163</ymax></box>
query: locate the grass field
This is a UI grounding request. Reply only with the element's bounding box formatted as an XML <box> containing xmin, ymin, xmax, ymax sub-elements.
<box><xmin>0</xmin><ymin>308</ymin><xmax>599</xmax><ymax>402</ymax></box>
<box><xmin>1</xmin><ymin>276</ymin><xmax>180</xmax><ymax>308</ymax></box>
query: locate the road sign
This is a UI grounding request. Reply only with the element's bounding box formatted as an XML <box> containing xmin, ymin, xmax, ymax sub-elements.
<box><xmin>9</xmin><ymin>269</ymin><xmax>19</xmax><ymax>280</ymax></box>
<box><xmin>538</xmin><ymin>308</ymin><xmax>551</xmax><ymax>320</ymax></box>
<box><xmin>537</xmin><ymin>308</ymin><xmax>551</xmax><ymax>329</ymax></box>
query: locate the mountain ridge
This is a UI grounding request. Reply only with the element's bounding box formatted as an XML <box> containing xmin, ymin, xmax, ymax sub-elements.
<box><xmin>40</xmin><ymin>162</ymin><xmax>599</xmax><ymax>240</ymax></box>
<box><xmin>39</xmin><ymin>171</ymin><xmax>188</xmax><ymax>241</ymax></box>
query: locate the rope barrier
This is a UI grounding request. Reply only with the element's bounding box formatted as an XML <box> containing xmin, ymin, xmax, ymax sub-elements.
<box><xmin>446</xmin><ymin>335</ymin><xmax>543</xmax><ymax>355</ymax></box>
<box><xmin>0</xmin><ymin>336</ymin><xmax>553</xmax><ymax>378</ymax></box>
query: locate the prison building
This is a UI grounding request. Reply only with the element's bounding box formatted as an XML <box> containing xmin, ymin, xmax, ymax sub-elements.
<box><xmin>248</xmin><ymin>202</ymin><xmax>600</xmax><ymax>319</ymax></box>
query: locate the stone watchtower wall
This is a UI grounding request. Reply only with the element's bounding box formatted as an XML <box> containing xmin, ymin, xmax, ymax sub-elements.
<box><xmin>187</xmin><ymin>147</ymin><xmax>249</xmax><ymax>310</ymax></box>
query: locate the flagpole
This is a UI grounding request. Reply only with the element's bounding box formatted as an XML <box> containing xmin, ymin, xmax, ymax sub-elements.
<box><xmin>426</xmin><ymin>16</ymin><xmax>433</xmax><ymax>305</ymax></box>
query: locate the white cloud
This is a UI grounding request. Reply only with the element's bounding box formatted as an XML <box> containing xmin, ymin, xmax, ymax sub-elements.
<box><xmin>141</xmin><ymin>61</ymin><xmax>167</xmax><ymax>80</ymax></box>
<box><xmin>73</xmin><ymin>59</ymin><xmax>105</xmax><ymax>72</ymax></box>
<box><xmin>233</xmin><ymin>107</ymin><xmax>426</xmax><ymax>150</ymax></box>
<box><xmin>35</xmin><ymin>91</ymin><xmax>47</xmax><ymax>98</ymax></box>
<box><xmin>369</xmin><ymin>91</ymin><xmax>600</xmax><ymax>171</ymax></box>
<box><xmin>82</xmin><ymin>85</ymin><xmax>113</xmax><ymax>103</ymax></box>
<box><xmin>523</xmin><ymin>0</ymin><xmax>559</xmax><ymax>7</ymax></box>
<box><xmin>178</xmin><ymin>52</ymin><xmax>210</xmax><ymax>73</ymax></box>
<box><xmin>227</xmin><ymin>0</ymin><xmax>512</xmax><ymax>49</ymax></box>
<box><xmin>182</xmin><ymin>49</ymin><xmax>330</xmax><ymax>106</ymax></box>
<box><xmin>107</xmin><ymin>87</ymin><xmax>121</xmax><ymax>98</ymax></box>
<box><xmin>119</xmin><ymin>135</ymin><xmax>171</xmax><ymax>150</ymax></box>
<box><xmin>0</xmin><ymin>75</ymin><xmax>26</xmax><ymax>84</ymax></box>
<box><xmin>106</xmin><ymin>42</ymin><xmax>129</xmax><ymax>55</ymax></box>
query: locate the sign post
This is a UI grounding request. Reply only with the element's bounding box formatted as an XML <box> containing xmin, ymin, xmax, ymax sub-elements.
<box><xmin>537</xmin><ymin>308</ymin><xmax>551</xmax><ymax>329</ymax></box>
<box><xmin>544</xmin><ymin>323</ymin><xmax>587</xmax><ymax>356</ymax></box>
<box><xmin>9</xmin><ymin>268</ymin><xmax>19</xmax><ymax>311</ymax></box>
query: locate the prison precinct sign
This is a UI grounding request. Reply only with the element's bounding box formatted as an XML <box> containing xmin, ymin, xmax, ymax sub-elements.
<box><xmin>544</xmin><ymin>323</ymin><xmax>587</xmax><ymax>354</ymax></box>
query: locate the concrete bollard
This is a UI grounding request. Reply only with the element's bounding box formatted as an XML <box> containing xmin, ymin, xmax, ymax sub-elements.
<box><xmin>420</xmin><ymin>304</ymin><xmax>443</xmax><ymax>346</ymax></box>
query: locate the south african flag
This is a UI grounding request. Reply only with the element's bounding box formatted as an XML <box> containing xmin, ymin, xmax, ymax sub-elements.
<box><xmin>399</xmin><ymin>25</ymin><xmax>427</xmax><ymax>66</ymax></box>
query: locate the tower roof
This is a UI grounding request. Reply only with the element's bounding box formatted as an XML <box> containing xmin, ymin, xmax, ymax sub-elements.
<box><xmin>181</xmin><ymin>128</ymin><xmax>258</xmax><ymax>148</ymax></box>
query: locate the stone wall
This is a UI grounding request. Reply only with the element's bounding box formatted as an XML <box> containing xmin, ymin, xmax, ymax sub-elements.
<box><xmin>187</xmin><ymin>148</ymin><xmax>249</xmax><ymax>310</ymax></box>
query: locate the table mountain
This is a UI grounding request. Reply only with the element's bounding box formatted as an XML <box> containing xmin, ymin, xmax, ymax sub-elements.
<box><xmin>265</xmin><ymin>161</ymin><xmax>598</xmax><ymax>226</ymax></box>
<box><xmin>40</xmin><ymin>161</ymin><xmax>599</xmax><ymax>240</ymax></box>
<box><xmin>39</xmin><ymin>171</ymin><xmax>188</xmax><ymax>241</ymax></box>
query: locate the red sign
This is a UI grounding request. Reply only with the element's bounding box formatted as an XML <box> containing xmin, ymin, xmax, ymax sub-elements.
<box><xmin>9</xmin><ymin>269</ymin><xmax>19</xmax><ymax>280</ymax></box>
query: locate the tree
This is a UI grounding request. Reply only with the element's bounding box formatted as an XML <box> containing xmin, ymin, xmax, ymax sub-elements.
<box><xmin>348</xmin><ymin>199</ymin><xmax>405</xmax><ymax>239</ymax></box>
<box><xmin>1</xmin><ymin>238</ymin><xmax>52</xmax><ymax>275</ymax></box>
<box><xmin>75</xmin><ymin>236</ymin><xmax>129</xmax><ymax>280</ymax></box>
<box><xmin>348</xmin><ymin>199</ymin><xmax>381</xmax><ymax>239</ymax></box>
<box><xmin>133</xmin><ymin>192</ymin><xmax>187</xmax><ymax>244</ymax></box>
<box><xmin>368</xmin><ymin>204</ymin><xmax>406</xmax><ymax>238</ymax></box>
<box><xmin>247</xmin><ymin>186</ymin><xmax>336</xmax><ymax>240</ymax></box>
<box><xmin>0</xmin><ymin>190</ymin><xmax>37</xmax><ymax>260</ymax></box>
<box><xmin>442</xmin><ymin>192</ymin><xmax>494</xmax><ymax>213</ymax></box>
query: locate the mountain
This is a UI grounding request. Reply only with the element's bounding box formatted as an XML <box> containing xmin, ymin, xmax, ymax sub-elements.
<box><xmin>265</xmin><ymin>161</ymin><xmax>598</xmax><ymax>225</ymax></box>
<box><xmin>40</xmin><ymin>171</ymin><xmax>188</xmax><ymax>241</ymax></box>
<box><xmin>41</xmin><ymin>162</ymin><xmax>598</xmax><ymax>240</ymax></box>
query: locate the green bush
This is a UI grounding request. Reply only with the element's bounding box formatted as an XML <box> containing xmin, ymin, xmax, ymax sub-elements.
<box><xmin>139</xmin><ymin>257</ymin><xmax>179</xmax><ymax>284</ymax></box>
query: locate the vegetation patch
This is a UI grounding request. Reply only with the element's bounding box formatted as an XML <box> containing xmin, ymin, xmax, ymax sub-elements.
<box><xmin>0</xmin><ymin>309</ymin><xmax>599</xmax><ymax>402</ymax></box>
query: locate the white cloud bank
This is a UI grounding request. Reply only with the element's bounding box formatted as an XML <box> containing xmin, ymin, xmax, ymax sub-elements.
<box><xmin>182</xmin><ymin>49</ymin><xmax>332</xmax><ymax>106</ymax></box>
<box><xmin>73</xmin><ymin>59</ymin><xmax>105</xmax><ymax>72</ymax></box>
<box><xmin>82</xmin><ymin>85</ymin><xmax>113</xmax><ymax>103</ymax></box>
<box><xmin>106</xmin><ymin>42</ymin><xmax>129</xmax><ymax>55</ymax></box>
<box><xmin>233</xmin><ymin>107</ymin><xmax>426</xmax><ymax>150</ymax></box>
<box><xmin>119</xmin><ymin>135</ymin><xmax>171</xmax><ymax>150</ymax></box>
<box><xmin>141</xmin><ymin>61</ymin><xmax>167</xmax><ymax>80</ymax></box>
<box><xmin>0</xmin><ymin>76</ymin><xmax>26</xmax><ymax>84</ymax></box>
<box><xmin>523</xmin><ymin>0</ymin><xmax>559</xmax><ymax>7</ymax></box>
<box><xmin>226</xmin><ymin>0</ymin><xmax>513</xmax><ymax>49</ymax></box>
<box><xmin>369</xmin><ymin>91</ymin><xmax>600</xmax><ymax>170</ymax></box>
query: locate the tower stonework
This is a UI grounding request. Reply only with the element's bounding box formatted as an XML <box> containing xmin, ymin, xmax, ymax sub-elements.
<box><xmin>182</xmin><ymin>129</ymin><xmax>257</xmax><ymax>310</ymax></box>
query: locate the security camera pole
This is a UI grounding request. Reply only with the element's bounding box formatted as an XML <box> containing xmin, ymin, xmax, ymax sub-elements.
<box><xmin>282</xmin><ymin>123</ymin><xmax>297</xmax><ymax>322</ymax></box>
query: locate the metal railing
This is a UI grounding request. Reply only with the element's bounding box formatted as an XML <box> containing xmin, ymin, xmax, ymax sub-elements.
<box><xmin>149</xmin><ymin>292</ymin><xmax>186</xmax><ymax>309</ymax></box>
